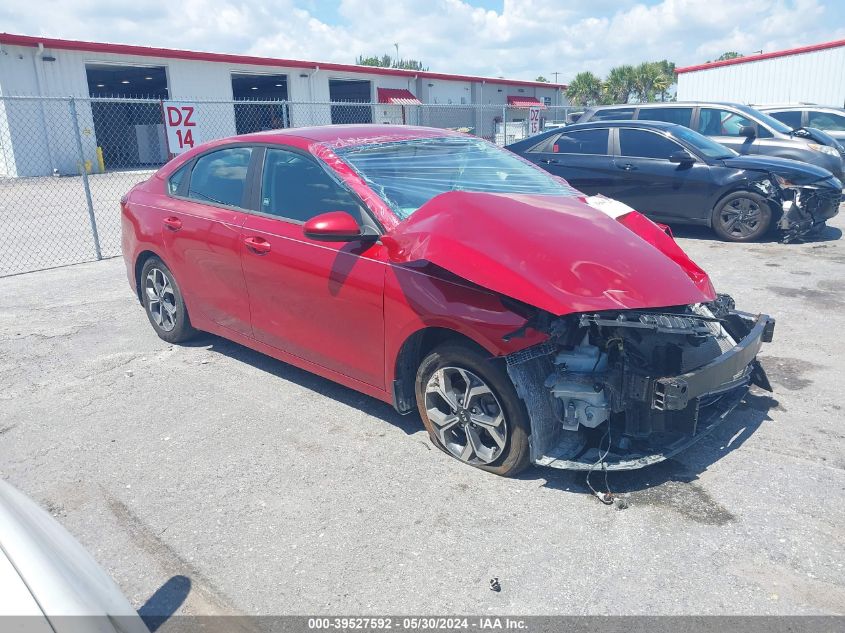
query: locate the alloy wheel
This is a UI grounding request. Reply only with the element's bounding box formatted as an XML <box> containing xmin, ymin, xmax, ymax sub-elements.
<box><xmin>720</xmin><ymin>197</ymin><xmax>762</xmax><ymax>238</ymax></box>
<box><xmin>144</xmin><ymin>267</ymin><xmax>177</xmax><ymax>332</ymax></box>
<box><xmin>424</xmin><ymin>366</ymin><xmax>508</xmax><ymax>465</ymax></box>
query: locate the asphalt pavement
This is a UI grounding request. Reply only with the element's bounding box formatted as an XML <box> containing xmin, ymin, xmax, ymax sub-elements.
<box><xmin>1</xmin><ymin>214</ymin><xmax>844</xmax><ymax>618</ymax></box>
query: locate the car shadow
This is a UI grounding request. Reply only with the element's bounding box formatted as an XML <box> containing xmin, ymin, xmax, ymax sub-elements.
<box><xmin>523</xmin><ymin>389</ymin><xmax>779</xmax><ymax>497</ymax></box>
<box><xmin>137</xmin><ymin>575</ymin><xmax>191</xmax><ymax>632</ymax></box>
<box><xmin>183</xmin><ymin>334</ymin><xmax>777</xmax><ymax>495</ymax></box>
<box><xmin>183</xmin><ymin>333</ymin><xmax>421</xmax><ymax>436</ymax></box>
<box><xmin>802</xmin><ymin>223</ymin><xmax>843</xmax><ymax>243</ymax></box>
<box><xmin>669</xmin><ymin>223</ymin><xmax>842</xmax><ymax>243</ymax></box>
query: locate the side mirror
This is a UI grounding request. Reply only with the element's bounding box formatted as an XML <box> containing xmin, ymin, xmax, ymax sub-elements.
<box><xmin>669</xmin><ymin>150</ymin><xmax>694</xmax><ymax>164</ymax></box>
<box><xmin>738</xmin><ymin>125</ymin><xmax>756</xmax><ymax>138</ymax></box>
<box><xmin>303</xmin><ymin>211</ymin><xmax>373</xmax><ymax>242</ymax></box>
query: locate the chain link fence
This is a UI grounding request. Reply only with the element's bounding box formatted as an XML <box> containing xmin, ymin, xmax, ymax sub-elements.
<box><xmin>0</xmin><ymin>95</ymin><xmax>574</xmax><ymax>276</ymax></box>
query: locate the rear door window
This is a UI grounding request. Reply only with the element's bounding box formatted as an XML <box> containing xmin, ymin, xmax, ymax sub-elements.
<box><xmin>552</xmin><ymin>129</ymin><xmax>610</xmax><ymax>155</ymax></box>
<box><xmin>187</xmin><ymin>147</ymin><xmax>253</xmax><ymax>207</ymax></box>
<box><xmin>618</xmin><ymin>129</ymin><xmax>683</xmax><ymax>160</ymax></box>
<box><xmin>590</xmin><ymin>108</ymin><xmax>635</xmax><ymax>121</ymax></box>
<box><xmin>808</xmin><ymin>110</ymin><xmax>845</xmax><ymax>131</ymax></box>
<box><xmin>767</xmin><ymin>110</ymin><xmax>803</xmax><ymax>129</ymax></box>
<box><xmin>636</xmin><ymin>107</ymin><xmax>693</xmax><ymax>127</ymax></box>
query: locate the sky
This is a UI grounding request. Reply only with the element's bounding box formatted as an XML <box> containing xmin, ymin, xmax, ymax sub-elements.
<box><xmin>1</xmin><ymin>0</ymin><xmax>844</xmax><ymax>82</ymax></box>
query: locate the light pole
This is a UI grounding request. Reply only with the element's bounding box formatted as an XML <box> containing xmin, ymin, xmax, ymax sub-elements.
<box><xmin>552</xmin><ymin>71</ymin><xmax>562</xmax><ymax>107</ymax></box>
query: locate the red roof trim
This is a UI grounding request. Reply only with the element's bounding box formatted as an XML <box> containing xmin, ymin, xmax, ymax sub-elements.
<box><xmin>0</xmin><ymin>32</ymin><xmax>567</xmax><ymax>89</ymax></box>
<box><xmin>377</xmin><ymin>88</ymin><xmax>422</xmax><ymax>105</ymax></box>
<box><xmin>677</xmin><ymin>38</ymin><xmax>845</xmax><ymax>74</ymax></box>
<box><xmin>507</xmin><ymin>95</ymin><xmax>546</xmax><ymax>109</ymax></box>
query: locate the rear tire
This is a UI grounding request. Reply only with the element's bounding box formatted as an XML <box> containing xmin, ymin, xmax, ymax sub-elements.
<box><xmin>415</xmin><ymin>342</ymin><xmax>531</xmax><ymax>477</ymax></box>
<box><xmin>139</xmin><ymin>256</ymin><xmax>196</xmax><ymax>344</ymax></box>
<box><xmin>711</xmin><ymin>191</ymin><xmax>772</xmax><ymax>242</ymax></box>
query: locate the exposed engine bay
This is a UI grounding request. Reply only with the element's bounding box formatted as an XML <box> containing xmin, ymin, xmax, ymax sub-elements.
<box><xmin>505</xmin><ymin>295</ymin><xmax>775</xmax><ymax>470</ymax></box>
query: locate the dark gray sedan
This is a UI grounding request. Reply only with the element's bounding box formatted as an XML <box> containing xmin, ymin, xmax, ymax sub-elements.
<box><xmin>507</xmin><ymin>120</ymin><xmax>841</xmax><ymax>242</ymax></box>
<box><xmin>576</xmin><ymin>102</ymin><xmax>845</xmax><ymax>181</ymax></box>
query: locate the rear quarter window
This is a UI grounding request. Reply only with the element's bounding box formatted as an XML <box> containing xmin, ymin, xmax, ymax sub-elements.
<box><xmin>167</xmin><ymin>164</ymin><xmax>189</xmax><ymax>195</ymax></box>
<box><xmin>590</xmin><ymin>108</ymin><xmax>636</xmax><ymax>121</ymax></box>
<box><xmin>636</xmin><ymin>107</ymin><xmax>693</xmax><ymax>127</ymax></box>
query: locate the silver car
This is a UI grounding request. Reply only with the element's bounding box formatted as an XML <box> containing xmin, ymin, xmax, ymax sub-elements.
<box><xmin>759</xmin><ymin>104</ymin><xmax>845</xmax><ymax>144</ymax></box>
<box><xmin>578</xmin><ymin>102</ymin><xmax>845</xmax><ymax>180</ymax></box>
<box><xmin>0</xmin><ymin>479</ymin><xmax>149</xmax><ymax>633</ymax></box>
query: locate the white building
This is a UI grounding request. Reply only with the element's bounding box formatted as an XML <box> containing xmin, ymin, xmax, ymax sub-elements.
<box><xmin>676</xmin><ymin>38</ymin><xmax>845</xmax><ymax>106</ymax></box>
<box><xmin>0</xmin><ymin>33</ymin><xmax>566</xmax><ymax>177</ymax></box>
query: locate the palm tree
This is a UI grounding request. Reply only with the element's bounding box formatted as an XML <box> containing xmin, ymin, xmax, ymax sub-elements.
<box><xmin>565</xmin><ymin>71</ymin><xmax>603</xmax><ymax>107</ymax></box>
<box><xmin>632</xmin><ymin>62</ymin><xmax>673</xmax><ymax>103</ymax></box>
<box><xmin>652</xmin><ymin>60</ymin><xmax>676</xmax><ymax>101</ymax></box>
<box><xmin>602</xmin><ymin>65</ymin><xmax>636</xmax><ymax>104</ymax></box>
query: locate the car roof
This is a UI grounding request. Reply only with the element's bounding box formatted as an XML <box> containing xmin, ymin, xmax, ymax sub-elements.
<box><xmin>157</xmin><ymin>124</ymin><xmax>473</xmax><ymax>176</ymax></box>
<box><xmin>234</xmin><ymin>124</ymin><xmax>465</xmax><ymax>146</ymax></box>
<box><xmin>757</xmin><ymin>104</ymin><xmax>843</xmax><ymax>111</ymax></box>
<box><xmin>565</xmin><ymin>120</ymin><xmax>682</xmax><ymax>131</ymax></box>
<box><xmin>589</xmin><ymin>101</ymin><xmax>750</xmax><ymax>109</ymax></box>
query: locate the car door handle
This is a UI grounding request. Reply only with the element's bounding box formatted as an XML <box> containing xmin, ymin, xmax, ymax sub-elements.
<box><xmin>244</xmin><ymin>236</ymin><xmax>271</xmax><ymax>255</ymax></box>
<box><xmin>541</xmin><ymin>158</ymin><xmax>564</xmax><ymax>165</ymax></box>
<box><xmin>163</xmin><ymin>216</ymin><xmax>182</xmax><ymax>231</ymax></box>
<box><xmin>617</xmin><ymin>163</ymin><xmax>638</xmax><ymax>171</ymax></box>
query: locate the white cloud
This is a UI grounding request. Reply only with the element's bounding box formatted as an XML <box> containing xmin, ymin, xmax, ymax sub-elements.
<box><xmin>1</xmin><ymin>0</ymin><xmax>843</xmax><ymax>81</ymax></box>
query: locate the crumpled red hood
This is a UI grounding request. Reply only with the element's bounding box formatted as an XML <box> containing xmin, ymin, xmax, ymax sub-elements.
<box><xmin>380</xmin><ymin>192</ymin><xmax>715</xmax><ymax>316</ymax></box>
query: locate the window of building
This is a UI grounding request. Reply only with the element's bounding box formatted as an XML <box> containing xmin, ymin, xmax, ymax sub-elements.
<box><xmin>618</xmin><ymin>129</ymin><xmax>683</xmax><ymax>159</ymax></box>
<box><xmin>187</xmin><ymin>147</ymin><xmax>253</xmax><ymax>207</ymax></box>
<box><xmin>261</xmin><ymin>148</ymin><xmax>364</xmax><ymax>223</ymax></box>
<box><xmin>552</xmin><ymin>129</ymin><xmax>610</xmax><ymax>155</ymax></box>
<box><xmin>637</xmin><ymin>107</ymin><xmax>693</xmax><ymax>127</ymax></box>
<box><xmin>231</xmin><ymin>74</ymin><xmax>289</xmax><ymax>134</ymax></box>
<box><xmin>86</xmin><ymin>64</ymin><xmax>169</xmax><ymax>98</ymax></box>
<box><xmin>329</xmin><ymin>79</ymin><xmax>373</xmax><ymax>124</ymax></box>
<box><xmin>85</xmin><ymin>64</ymin><xmax>170</xmax><ymax>169</ymax></box>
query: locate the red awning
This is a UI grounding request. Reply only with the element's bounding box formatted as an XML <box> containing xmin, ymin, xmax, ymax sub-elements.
<box><xmin>378</xmin><ymin>88</ymin><xmax>423</xmax><ymax>105</ymax></box>
<box><xmin>507</xmin><ymin>95</ymin><xmax>546</xmax><ymax>109</ymax></box>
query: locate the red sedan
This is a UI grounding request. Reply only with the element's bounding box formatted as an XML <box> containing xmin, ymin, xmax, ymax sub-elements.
<box><xmin>121</xmin><ymin>125</ymin><xmax>774</xmax><ymax>476</ymax></box>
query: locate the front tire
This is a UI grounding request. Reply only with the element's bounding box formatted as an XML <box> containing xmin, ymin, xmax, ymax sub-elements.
<box><xmin>711</xmin><ymin>191</ymin><xmax>772</xmax><ymax>242</ymax></box>
<box><xmin>415</xmin><ymin>343</ymin><xmax>531</xmax><ymax>477</ymax></box>
<box><xmin>140</xmin><ymin>256</ymin><xmax>196</xmax><ymax>344</ymax></box>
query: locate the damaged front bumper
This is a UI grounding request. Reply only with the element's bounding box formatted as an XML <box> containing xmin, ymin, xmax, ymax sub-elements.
<box><xmin>775</xmin><ymin>179</ymin><xmax>842</xmax><ymax>242</ymax></box>
<box><xmin>506</xmin><ymin>301</ymin><xmax>775</xmax><ymax>471</ymax></box>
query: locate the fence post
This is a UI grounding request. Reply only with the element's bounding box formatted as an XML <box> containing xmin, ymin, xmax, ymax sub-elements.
<box><xmin>69</xmin><ymin>98</ymin><xmax>102</xmax><ymax>260</ymax></box>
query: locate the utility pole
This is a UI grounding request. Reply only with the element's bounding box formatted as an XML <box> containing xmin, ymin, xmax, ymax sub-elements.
<box><xmin>552</xmin><ymin>72</ymin><xmax>562</xmax><ymax>107</ymax></box>
<box><xmin>394</xmin><ymin>43</ymin><xmax>400</xmax><ymax>60</ymax></box>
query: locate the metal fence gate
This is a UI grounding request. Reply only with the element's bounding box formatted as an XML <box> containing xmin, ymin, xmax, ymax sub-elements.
<box><xmin>0</xmin><ymin>95</ymin><xmax>574</xmax><ymax>277</ymax></box>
